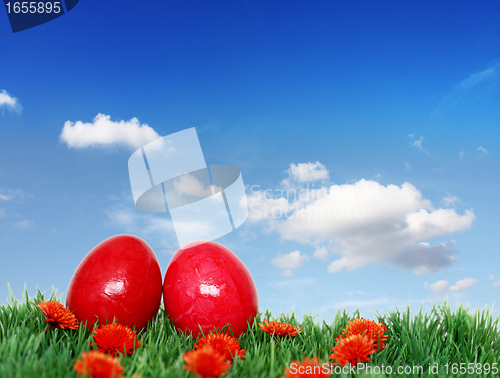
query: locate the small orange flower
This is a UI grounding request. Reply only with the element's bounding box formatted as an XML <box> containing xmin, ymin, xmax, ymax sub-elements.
<box><xmin>335</xmin><ymin>317</ymin><xmax>388</xmax><ymax>351</ymax></box>
<box><xmin>91</xmin><ymin>323</ymin><xmax>141</xmax><ymax>356</ymax></box>
<box><xmin>329</xmin><ymin>334</ymin><xmax>375</xmax><ymax>367</ymax></box>
<box><xmin>195</xmin><ymin>333</ymin><xmax>245</xmax><ymax>361</ymax></box>
<box><xmin>36</xmin><ymin>300</ymin><xmax>79</xmax><ymax>330</ymax></box>
<box><xmin>183</xmin><ymin>344</ymin><xmax>231</xmax><ymax>378</ymax></box>
<box><xmin>282</xmin><ymin>356</ymin><xmax>330</xmax><ymax>377</ymax></box>
<box><xmin>259</xmin><ymin>319</ymin><xmax>302</xmax><ymax>337</ymax></box>
<box><xmin>73</xmin><ymin>350</ymin><xmax>125</xmax><ymax>378</ymax></box>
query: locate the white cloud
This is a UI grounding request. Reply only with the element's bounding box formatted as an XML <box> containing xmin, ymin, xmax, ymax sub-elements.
<box><xmin>0</xmin><ymin>193</ymin><xmax>12</xmax><ymax>201</ymax></box>
<box><xmin>450</xmin><ymin>278</ymin><xmax>477</xmax><ymax>292</ymax></box>
<box><xmin>167</xmin><ymin>173</ymin><xmax>221</xmax><ymax>207</ymax></box>
<box><xmin>60</xmin><ymin>113</ymin><xmax>161</xmax><ymax>150</ymax></box>
<box><xmin>246</xmin><ymin>189</ymin><xmax>298</xmax><ymax>223</ymax></box>
<box><xmin>425</xmin><ymin>277</ymin><xmax>477</xmax><ymax>295</ymax></box>
<box><xmin>459</xmin><ymin>151</ymin><xmax>465</xmax><ymax>160</ymax></box>
<box><xmin>271</xmin><ymin>250</ymin><xmax>308</xmax><ymax>276</ymax></box>
<box><xmin>313</xmin><ymin>245</ymin><xmax>329</xmax><ymax>261</ymax></box>
<box><xmin>0</xmin><ymin>90</ymin><xmax>22</xmax><ymax>113</ymax></box>
<box><xmin>424</xmin><ymin>280</ymin><xmax>449</xmax><ymax>296</ymax></box>
<box><xmin>14</xmin><ymin>219</ymin><xmax>34</xmax><ymax>228</ymax></box>
<box><xmin>0</xmin><ymin>188</ymin><xmax>31</xmax><ymax>201</ymax></box>
<box><xmin>0</xmin><ymin>208</ymin><xmax>5</xmax><ymax>218</ymax></box>
<box><xmin>441</xmin><ymin>194</ymin><xmax>460</xmax><ymax>207</ymax></box>
<box><xmin>493</xmin><ymin>279</ymin><xmax>500</xmax><ymax>288</ymax></box>
<box><xmin>161</xmin><ymin>172</ymin><xmax>221</xmax><ymax>210</ymax></box>
<box><xmin>282</xmin><ymin>161</ymin><xmax>329</xmax><ymax>186</ymax></box>
<box><xmin>477</xmin><ymin>146</ymin><xmax>489</xmax><ymax>156</ymax></box>
<box><xmin>174</xmin><ymin>174</ymin><xmax>212</xmax><ymax>198</ymax></box>
<box><xmin>408</xmin><ymin>134</ymin><xmax>431</xmax><ymax>155</ymax></box>
<box><xmin>248</xmin><ymin>164</ymin><xmax>475</xmax><ymax>274</ymax></box>
<box><xmin>411</xmin><ymin>136</ymin><xmax>424</xmax><ymax>149</ymax></box>
<box><xmin>405</xmin><ymin>208</ymin><xmax>475</xmax><ymax>239</ymax></box>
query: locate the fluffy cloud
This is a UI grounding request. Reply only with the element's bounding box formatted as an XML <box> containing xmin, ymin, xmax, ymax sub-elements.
<box><xmin>441</xmin><ymin>194</ymin><xmax>460</xmax><ymax>207</ymax></box>
<box><xmin>424</xmin><ymin>280</ymin><xmax>449</xmax><ymax>296</ymax></box>
<box><xmin>246</xmin><ymin>190</ymin><xmax>294</xmax><ymax>224</ymax></box>
<box><xmin>173</xmin><ymin>174</ymin><xmax>213</xmax><ymax>198</ymax></box>
<box><xmin>313</xmin><ymin>245</ymin><xmax>329</xmax><ymax>261</ymax></box>
<box><xmin>281</xmin><ymin>161</ymin><xmax>329</xmax><ymax>188</ymax></box>
<box><xmin>60</xmin><ymin>113</ymin><xmax>161</xmax><ymax>150</ymax></box>
<box><xmin>249</xmin><ymin>163</ymin><xmax>475</xmax><ymax>274</ymax></box>
<box><xmin>405</xmin><ymin>208</ymin><xmax>474</xmax><ymax>239</ymax></box>
<box><xmin>0</xmin><ymin>90</ymin><xmax>22</xmax><ymax>113</ymax></box>
<box><xmin>450</xmin><ymin>278</ymin><xmax>477</xmax><ymax>292</ymax></box>
<box><xmin>271</xmin><ymin>250</ymin><xmax>308</xmax><ymax>276</ymax></box>
<box><xmin>425</xmin><ymin>278</ymin><xmax>477</xmax><ymax>295</ymax></box>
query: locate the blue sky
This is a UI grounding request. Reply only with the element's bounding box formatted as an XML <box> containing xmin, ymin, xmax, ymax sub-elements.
<box><xmin>1</xmin><ymin>1</ymin><xmax>499</xmax><ymax>322</ymax></box>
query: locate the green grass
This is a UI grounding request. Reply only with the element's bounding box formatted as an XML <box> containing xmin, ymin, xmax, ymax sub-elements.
<box><xmin>1</xmin><ymin>287</ymin><xmax>500</xmax><ymax>377</ymax></box>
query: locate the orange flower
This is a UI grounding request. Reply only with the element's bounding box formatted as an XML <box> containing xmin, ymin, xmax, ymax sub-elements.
<box><xmin>73</xmin><ymin>350</ymin><xmax>125</xmax><ymax>378</ymax></box>
<box><xmin>183</xmin><ymin>344</ymin><xmax>231</xmax><ymax>378</ymax></box>
<box><xmin>91</xmin><ymin>323</ymin><xmax>141</xmax><ymax>356</ymax></box>
<box><xmin>259</xmin><ymin>319</ymin><xmax>302</xmax><ymax>337</ymax></box>
<box><xmin>335</xmin><ymin>317</ymin><xmax>388</xmax><ymax>351</ymax></box>
<box><xmin>329</xmin><ymin>334</ymin><xmax>375</xmax><ymax>367</ymax></box>
<box><xmin>282</xmin><ymin>356</ymin><xmax>330</xmax><ymax>377</ymax></box>
<box><xmin>195</xmin><ymin>333</ymin><xmax>245</xmax><ymax>362</ymax></box>
<box><xmin>36</xmin><ymin>300</ymin><xmax>79</xmax><ymax>330</ymax></box>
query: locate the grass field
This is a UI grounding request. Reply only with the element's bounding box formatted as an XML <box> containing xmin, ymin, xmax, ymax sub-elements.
<box><xmin>1</xmin><ymin>288</ymin><xmax>499</xmax><ymax>377</ymax></box>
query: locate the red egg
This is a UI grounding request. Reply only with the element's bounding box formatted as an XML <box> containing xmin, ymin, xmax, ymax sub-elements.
<box><xmin>66</xmin><ymin>234</ymin><xmax>163</xmax><ymax>331</ymax></box>
<box><xmin>163</xmin><ymin>241</ymin><xmax>258</xmax><ymax>338</ymax></box>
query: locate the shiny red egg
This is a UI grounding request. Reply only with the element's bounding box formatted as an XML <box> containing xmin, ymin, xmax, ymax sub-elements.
<box><xmin>163</xmin><ymin>241</ymin><xmax>258</xmax><ymax>338</ymax></box>
<box><xmin>66</xmin><ymin>234</ymin><xmax>163</xmax><ymax>331</ymax></box>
